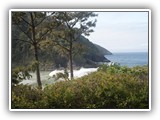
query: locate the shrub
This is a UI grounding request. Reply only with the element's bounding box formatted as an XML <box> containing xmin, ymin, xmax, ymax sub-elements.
<box><xmin>11</xmin><ymin>61</ymin><xmax>41</xmax><ymax>85</ymax></box>
<box><xmin>11</xmin><ymin>84</ymin><xmax>48</xmax><ymax>109</ymax></box>
<box><xmin>11</xmin><ymin>65</ymin><xmax>149</xmax><ymax>109</ymax></box>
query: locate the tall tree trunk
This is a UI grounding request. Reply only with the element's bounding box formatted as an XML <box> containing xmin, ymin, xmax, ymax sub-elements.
<box><xmin>30</xmin><ymin>12</ymin><xmax>42</xmax><ymax>89</ymax></box>
<box><xmin>34</xmin><ymin>44</ymin><xmax>42</xmax><ymax>89</ymax></box>
<box><xmin>69</xmin><ymin>41</ymin><xmax>74</xmax><ymax>79</ymax></box>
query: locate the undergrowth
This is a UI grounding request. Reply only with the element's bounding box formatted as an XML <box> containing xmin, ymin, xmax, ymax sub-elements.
<box><xmin>11</xmin><ymin>64</ymin><xmax>149</xmax><ymax>109</ymax></box>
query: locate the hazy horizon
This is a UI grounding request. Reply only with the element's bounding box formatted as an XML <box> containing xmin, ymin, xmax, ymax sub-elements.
<box><xmin>107</xmin><ymin>51</ymin><xmax>148</xmax><ymax>54</ymax></box>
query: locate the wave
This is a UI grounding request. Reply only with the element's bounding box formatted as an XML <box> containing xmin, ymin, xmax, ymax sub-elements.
<box><xmin>20</xmin><ymin>67</ymin><xmax>98</xmax><ymax>86</ymax></box>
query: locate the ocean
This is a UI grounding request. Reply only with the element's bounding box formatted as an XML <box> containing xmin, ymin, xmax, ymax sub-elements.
<box><xmin>105</xmin><ymin>52</ymin><xmax>148</xmax><ymax>67</ymax></box>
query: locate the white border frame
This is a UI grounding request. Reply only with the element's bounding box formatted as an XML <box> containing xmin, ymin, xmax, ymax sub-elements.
<box><xmin>9</xmin><ymin>9</ymin><xmax>151</xmax><ymax>111</ymax></box>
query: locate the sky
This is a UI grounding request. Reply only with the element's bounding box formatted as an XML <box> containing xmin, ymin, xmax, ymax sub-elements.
<box><xmin>86</xmin><ymin>12</ymin><xmax>148</xmax><ymax>53</ymax></box>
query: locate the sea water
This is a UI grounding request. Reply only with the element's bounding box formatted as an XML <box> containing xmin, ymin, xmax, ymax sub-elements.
<box><xmin>105</xmin><ymin>52</ymin><xmax>148</xmax><ymax>67</ymax></box>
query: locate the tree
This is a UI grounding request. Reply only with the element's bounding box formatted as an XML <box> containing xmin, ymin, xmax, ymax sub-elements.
<box><xmin>51</xmin><ymin>12</ymin><xmax>97</xmax><ymax>79</ymax></box>
<box><xmin>12</xmin><ymin>12</ymin><xmax>56</xmax><ymax>88</ymax></box>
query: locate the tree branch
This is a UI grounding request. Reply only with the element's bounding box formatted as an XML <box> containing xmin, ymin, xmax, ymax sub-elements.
<box><xmin>38</xmin><ymin>29</ymin><xmax>51</xmax><ymax>42</ymax></box>
<box><xmin>71</xmin><ymin>17</ymin><xmax>79</xmax><ymax>28</ymax></box>
<box><xmin>65</xmin><ymin>20</ymin><xmax>71</xmax><ymax>29</ymax></box>
<box><xmin>16</xmin><ymin>25</ymin><xmax>34</xmax><ymax>43</ymax></box>
<box><xmin>13</xmin><ymin>38</ymin><xmax>33</xmax><ymax>45</ymax></box>
<box><xmin>20</xmin><ymin>16</ymin><xmax>32</xmax><ymax>26</ymax></box>
<box><xmin>35</xmin><ymin>12</ymin><xmax>55</xmax><ymax>27</ymax></box>
<box><xmin>53</xmin><ymin>40</ymin><xmax>70</xmax><ymax>52</ymax></box>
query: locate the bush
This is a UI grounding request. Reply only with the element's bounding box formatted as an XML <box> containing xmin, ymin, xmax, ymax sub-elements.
<box><xmin>11</xmin><ymin>65</ymin><xmax>149</xmax><ymax>109</ymax></box>
<box><xmin>11</xmin><ymin>85</ymin><xmax>48</xmax><ymax>109</ymax></box>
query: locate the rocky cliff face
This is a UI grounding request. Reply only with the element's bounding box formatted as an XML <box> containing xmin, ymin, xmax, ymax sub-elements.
<box><xmin>72</xmin><ymin>36</ymin><xmax>112</xmax><ymax>68</ymax></box>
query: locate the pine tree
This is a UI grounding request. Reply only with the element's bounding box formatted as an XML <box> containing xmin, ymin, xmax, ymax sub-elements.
<box><xmin>51</xmin><ymin>12</ymin><xmax>97</xmax><ymax>79</ymax></box>
<box><xmin>12</xmin><ymin>12</ymin><xmax>56</xmax><ymax>88</ymax></box>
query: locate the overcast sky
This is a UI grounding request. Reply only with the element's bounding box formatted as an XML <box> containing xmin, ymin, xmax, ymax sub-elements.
<box><xmin>86</xmin><ymin>12</ymin><xmax>148</xmax><ymax>53</ymax></box>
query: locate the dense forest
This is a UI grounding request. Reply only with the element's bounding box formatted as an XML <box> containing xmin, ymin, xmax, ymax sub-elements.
<box><xmin>11</xmin><ymin>11</ymin><xmax>149</xmax><ymax>109</ymax></box>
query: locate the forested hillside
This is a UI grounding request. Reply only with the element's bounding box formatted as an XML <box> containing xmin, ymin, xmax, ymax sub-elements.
<box><xmin>12</xmin><ymin>28</ymin><xmax>112</xmax><ymax>70</ymax></box>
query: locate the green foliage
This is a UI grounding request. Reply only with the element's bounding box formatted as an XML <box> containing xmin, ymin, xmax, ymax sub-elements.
<box><xmin>11</xmin><ymin>65</ymin><xmax>149</xmax><ymax>109</ymax></box>
<box><xmin>11</xmin><ymin>61</ymin><xmax>40</xmax><ymax>85</ymax></box>
<box><xmin>98</xmin><ymin>63</ymin><xmax>120</xmax><ymax>73</ymax></box>
<box><xmin>53</xmin><ymin>69</ymin><xmax>69</xmax><ymax>81</ymax></box>
<box><xmin>11</xmin><ymin>85</ymin><xmax>48</xmax><ymax>109</ymax></box>
<box><xmin>12</xmin><ymin>12</ymin><xmax>148</xmax><ymax>109</ymax></box>
<box><xmin>12</xmin><ymin>66</ymin><xmax>32</xmax><ymax>85</ymax></box>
